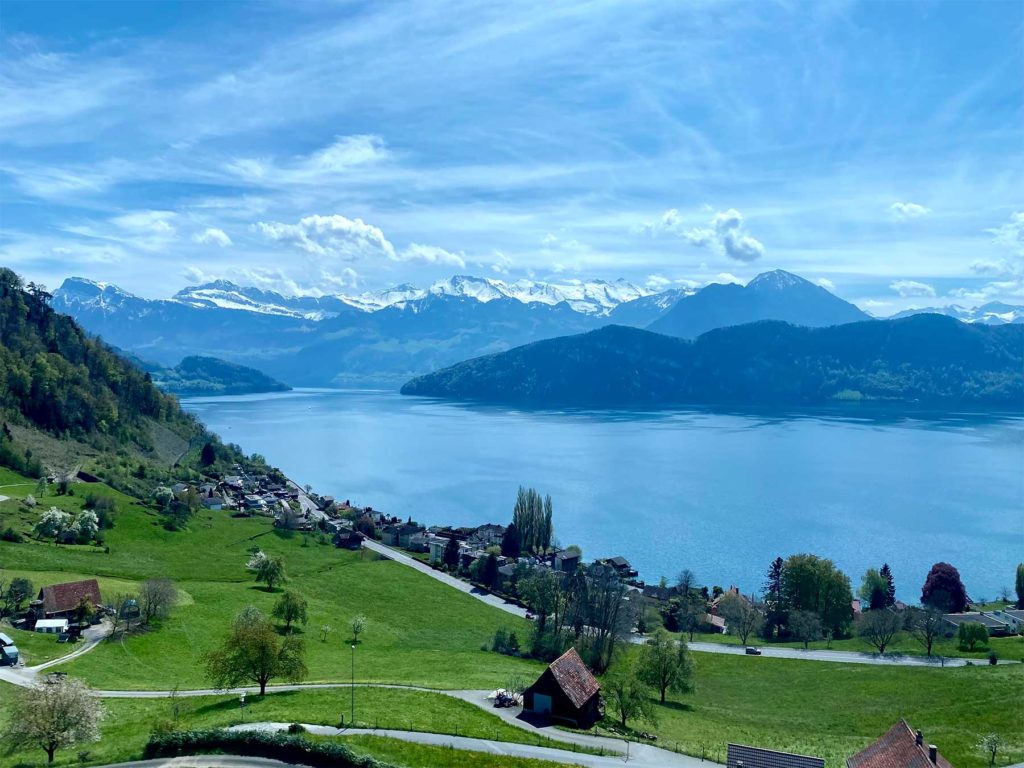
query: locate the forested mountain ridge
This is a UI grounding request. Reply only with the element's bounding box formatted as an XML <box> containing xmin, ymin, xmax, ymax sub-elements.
<box><xmin>0</xmin><ymin>269</ymin><xmax>265</xmax><ymax>495</ymax></box>
<box><xmin>0</xmin><ymin>269</ymin><xmax>193</xmax><ymax>446</ymax></box>
<box><xmin>401</xmin><ymin>314</ymin><xmax>1024</xmax><ymax>408</ymax></box>
<box><xmin>136</xmin><ymin>355</ymin><xmax>291</xmax><ymax>396</ymax></box>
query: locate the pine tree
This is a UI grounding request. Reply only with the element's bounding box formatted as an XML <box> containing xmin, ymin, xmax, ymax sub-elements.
<box><xmin>880</xmin><ymin>563</ymin><xmax>896</xmax><ymax>607</ymax></box>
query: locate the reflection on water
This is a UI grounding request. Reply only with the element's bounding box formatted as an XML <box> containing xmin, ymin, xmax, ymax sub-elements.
<box><xmin>184</xmin><ymin>389</ymin><xmax>1024</xmax><ymax>600</ymax></box>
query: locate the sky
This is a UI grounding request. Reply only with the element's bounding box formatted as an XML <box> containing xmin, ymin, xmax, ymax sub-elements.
<box><xmin>1</xmin><ymin>0</ymin><xmax>1022</xmax><ymax>314</ymax></box>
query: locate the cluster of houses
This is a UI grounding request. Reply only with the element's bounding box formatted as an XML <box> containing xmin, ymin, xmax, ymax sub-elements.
<box><xmin>175</xmin><ymin>467</ymin><xmax>302</xmax><ymax>514</ymax></box>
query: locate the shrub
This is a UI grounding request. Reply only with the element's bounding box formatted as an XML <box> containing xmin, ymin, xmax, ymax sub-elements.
<box><xmin>1</xmin><ymin>527</ymin><xmax>23</xmax><ymax>543</ymax></box>
<box><xmin>988</xmin><ymin>650</ymin><xmax>998</xmax><ymax>665</ymax></box>
<box><xmin>144</xmin><ymin>729</ymin><xmax>393</xmax><ymax>768</ymax></box>
<box><xmin>287</xmin><ymin>723</ymin><xmax>306</xmax><ymax>734</ymax></box>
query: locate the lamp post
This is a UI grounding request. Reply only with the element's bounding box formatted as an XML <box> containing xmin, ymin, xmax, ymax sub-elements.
<box><xmin>350</xmin><ymin>644</ymin><xmax>356</xmax><ymax>726</ymax></box>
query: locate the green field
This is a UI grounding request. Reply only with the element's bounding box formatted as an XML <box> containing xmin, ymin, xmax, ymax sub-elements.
<box><xmin>0</xmin><ymin>681</ymin><xmax>577</xmax><ymax>768</ymax></box>
<box><xmin>600</xmin><ymin>647</ymin><xmax>1024</xmax><ymax>768</ymax></box>
<box><xmin>2</xmin><ymin>466</ymin><xmax>1023</xmax><ymax>768</ymax></box>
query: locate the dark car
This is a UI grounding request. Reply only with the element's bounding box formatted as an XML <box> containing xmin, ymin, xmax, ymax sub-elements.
<box><xmin>745</xmin><ymin>647</ymin><xmax>762</xmax><ymax>656</ymax></box>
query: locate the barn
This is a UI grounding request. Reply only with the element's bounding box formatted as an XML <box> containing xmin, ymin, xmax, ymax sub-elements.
<box><xmin>522</xmin><ymin>647</ymin><xmax>601</xmax><ymax>728</ymax></box>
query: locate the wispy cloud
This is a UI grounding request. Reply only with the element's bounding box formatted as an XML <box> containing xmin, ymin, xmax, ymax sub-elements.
<box><xmin>890</xmin><ymin>280</ymin><xmax>936</xmax><ymax>298</ymax></box>
<box><xmin>889</xmin><ymin>202</ymin><xmax>931</xmax><ymax>220</ymax></box>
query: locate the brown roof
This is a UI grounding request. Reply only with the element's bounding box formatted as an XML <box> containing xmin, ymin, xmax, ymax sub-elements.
<box><xmin>848</xmin><ymin>720</ymin><xmax>954</xmax><ymax>768</ymax></box>
<box><xmin>547</xmin><ymin>647</ymin><xmax>600</xmax><ymax>710</ymax></box>
<box><xmin>39</xmin><ymin>579</ymin><xmax>102</xmax><ymax>616</ymax></box>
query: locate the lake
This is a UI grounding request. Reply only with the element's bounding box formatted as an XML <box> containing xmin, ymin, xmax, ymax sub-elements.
<box><xmin>182</xmin><ymin>389</ymin><xmax>1024</xmax><ymax>602</ymax></box>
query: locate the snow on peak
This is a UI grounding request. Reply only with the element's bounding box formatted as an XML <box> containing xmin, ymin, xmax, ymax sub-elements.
<box><xmin>746</xmin><ymin>269</ymin><xmax>810</xmax><ymax>291</ymax></box>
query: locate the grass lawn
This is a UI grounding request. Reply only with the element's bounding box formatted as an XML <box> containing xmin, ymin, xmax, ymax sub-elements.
<box><xmin>0</xmin><ymin>468</ymin><xmax>542</xmax><ymax>692</ymax></box>
<box><xmin>338</xmin><ymin>735</ymin><xmax>585</xmax><ymax>768</ymax></box>
<box><xmin>599</xmin><ymin>648</ymin><xmax>1024</xmax><ymax>768</ymax></box>
<box><xmin>682</xmin><ymin>627</ymin><xmax>1024</xmax><ymax>662</ymax></box>
<box><xmin>0</xmin><ymin>621</ymin><xmax>76</xmax><ymax>665</ymax></box>
<box><xmin>0</xmin><ymin>681</ymin><xmax>581</xmax><ymax>768</ymax></box>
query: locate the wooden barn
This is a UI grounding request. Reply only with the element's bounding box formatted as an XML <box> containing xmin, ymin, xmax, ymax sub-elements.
<box><xmin>522</xmin><ymin>647</ymin><xmax>601</xmax><ymax>728</ymax></box>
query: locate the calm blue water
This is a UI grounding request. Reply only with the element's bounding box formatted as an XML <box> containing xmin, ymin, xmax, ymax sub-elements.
<box><xmin>182</xmin><ymin>389</ymin><xmax>1024</xmax><ymax>602</ymax></box>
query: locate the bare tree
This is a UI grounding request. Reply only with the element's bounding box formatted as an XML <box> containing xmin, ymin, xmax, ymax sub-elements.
<box><xmin>909</xmin><ymin>607</ymin><xmax>945</xmax><ymax>657</ymax></box>
<box><xmin>857</xmin><ymin>609</ymin><xmax>902</xmax><ymax>655</ymax></box>
<box><xmin>139</xmin><ymin>579</ymin><xmax>178</xmax><ymax>625</ymax></box>
<box><xmin>718</xmin><ymin>593</ymin><xmax>763</xmax><ymax>646</ymax></box>
<box><xmin>4</xmin><ymin>678</ymin><xmax>105</xmax><ymax>763</ymax></box>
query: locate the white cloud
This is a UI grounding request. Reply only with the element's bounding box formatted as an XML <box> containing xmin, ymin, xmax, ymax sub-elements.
<box><xmin>192</xmin><ymin>227</ymin><xmax>232</xmax><ymax>247</ymax></box>
<box><xmin>815</xmin><ymin>277</ymin><xmax>835</xmax><ymax>290</ymax></box>
<box><xmin>685</xmin><ymin>209</ymin><xmax>764</xmax><ymax>262</ymax></box>
<box><xmin>713</xmin><ymin>272</ymin><xmax>742</xmax><ymax>285</ymax></box>
<box><xmin>227</xmin><ymin>134</ymin><xmax>389</xmax><ymax>186</ymax></box>
<box><xmin>636</xmin><ymin>209</ymin><xmax>685</xmax><ymax>236</ymax></box>
<box><xmin>646</xmin><ymin>274</ymin><xmax>672</xmax><ymax>289</ymax></box>
<box><xmin>111</xmin><ymin>210</ymin><xmax>177</xmax><ymax>236</ymax></box>
<box><xmin>890</xmin><ymin>279</ymin><xmax>936</xmax><ymax>298</ymax></box>
<box><xmin>401</xmin><ymin>243</ymin><xmax>465</xmax><ymax>268</ymax></box>
<box><xmin>255</xmin><ymin>214</ymin><xmax>397</xmax><ymax>260</ymax></box>
<box><xmin>639</xmin><ymin>207</ymin><xmax>764</xmax><ymax>262</ymax></box>
<box><xmin>987</xmin><ymin>211</ymin><xmax>1024</xmax><ymax>252</ymax></box>
<box><xmin>889</xmin><ymin>202</ymin><xmax>931</xmax><ymax>220</ymax></box>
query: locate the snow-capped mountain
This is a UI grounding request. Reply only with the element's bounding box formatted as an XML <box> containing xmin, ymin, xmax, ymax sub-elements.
<box><xmin>171</xmin><ymin>274</ymin><xmax>654</xmax><ymax>318</ymax></box>
<box><xmin>891</xmin><ymin>302</ymin><xmax>1024</xmax><ymax>325</ymax></box>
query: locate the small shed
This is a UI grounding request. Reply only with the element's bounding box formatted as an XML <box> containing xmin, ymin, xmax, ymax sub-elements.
<box><xmin>0</xmin><ymin>644</ymin><xmax>19</xmax><ymax>666</ymax></box>
<box><xmin>523</xmin><ymin>647</ymin><xmax>601</xmax><ymax>728</ymax></box>
<box><xmin>0</xmin><ymin>631</ymin><xmax>14</xmax><ymax>647</ymax></box>
<box><xmin>35</xmin><ymin>618</ymin><xmax>69</xmax><ymax>634</ymax></box>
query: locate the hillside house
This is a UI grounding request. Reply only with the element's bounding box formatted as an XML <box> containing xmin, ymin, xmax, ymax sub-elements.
<box><xmin>942</xmin><ymin>611</ymin><xmax>1014</xmax><ymax>636</ymax></box>
<box><xmin>554</xmin><ymin>550</ymin><xmax>581</xmax><ymax>573</ymax></box>
<box><xmin>36</xmin><ymin>579</ymin><xmax>102</xmax><ymax>618</ymax></box>
<box><xmin>598</xmin><ymin>556</ymin><xmax>638</xmax><ymax>579</ymax></box>
<box><xmin>333</xmin><ymin>530</ymin><xmax>365</xmax><ymax>550</ymax></box>
<box><xmin>848</xmin><ymin>720</ymin><xmax>954</xmax><ymax>768</ymax></box>
<box><xmin>523</xmin><ymin>647</ymin><xmax>601</xmax><ymax>728</ymax></box>
<box><xmin>467</xmin><ymin>523</ymin><xmax>505</xmax><ymax>548</ymax></box>
<box><xmin>727</xmin><ymin>744</ymin><xmax>824</xmax><ymax>768</ymax></box>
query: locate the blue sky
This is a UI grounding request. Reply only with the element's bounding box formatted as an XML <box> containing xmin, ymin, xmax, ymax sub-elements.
<box><xmin>1</xmin><ymin>0</ymin><xmax>1021</xmax><ymax>313</ymax></box>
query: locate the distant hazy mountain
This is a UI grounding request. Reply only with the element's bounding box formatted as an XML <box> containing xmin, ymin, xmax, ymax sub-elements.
<box><xmin>647</xmin><ymin>270</ymin><xmax>868</xmax><ymax>338</ymax></box>
<box><xmin>401</xmin><ymin>315</ymin><xmax>1024</xmax><ymax>408</ymax></box>
<box><xmin>891</xmin><ymin>302</ymin><xmax>1024</xmax><ymax>325</ymax></box>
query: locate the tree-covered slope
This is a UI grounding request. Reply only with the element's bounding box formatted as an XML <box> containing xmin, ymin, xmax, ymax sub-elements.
<box><xmin>0</xmin><ymin>269</ymin><xmax>195</xmax><ymax>446</ymax></box>
<box><xmin>401</xmin><ymin>315</ymin><xmax>1024</xmax><ymax>408</ymax></box>
<box><xmin>150</xmin><ymin>356</ymin><xmax>290</xmax><ymax>396</ymax></box>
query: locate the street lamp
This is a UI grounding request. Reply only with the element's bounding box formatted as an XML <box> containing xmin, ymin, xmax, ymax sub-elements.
<box><xmin>350</xmin><ymin>644</ymin><xmax>356</xmax><ymax>726</ymax></box>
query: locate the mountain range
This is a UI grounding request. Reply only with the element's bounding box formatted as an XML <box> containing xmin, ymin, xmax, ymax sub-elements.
<box><xmin>401</xmin><ymin>315</ymin><xmax>1024</xmax><ymax>408</ymax></box>
<box><xmin>50</xmin><ymin>270</ymin><xmax>1021</xmax><ymax>388</ymax></box>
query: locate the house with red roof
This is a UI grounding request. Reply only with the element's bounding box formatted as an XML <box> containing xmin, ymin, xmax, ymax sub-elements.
<box><xmin>522</xmin><ymin>647</ymin><xmax>601</xmax><ymax>728</ymax></box>
<box><xmin>36</xmin><ymin>579</ymin><xmax>103</xmax><ymax>619</ymax></box>
<box><xmin>848</xmin><ymin>720</ymin><xmax>954</xmax><ymax>768</ymax></box>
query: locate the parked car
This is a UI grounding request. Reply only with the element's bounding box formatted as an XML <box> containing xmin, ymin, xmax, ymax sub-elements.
<box><xmin>745</xmin><ymin>647</ymin><xmax>762</xmax><ymax>656</ymax></box>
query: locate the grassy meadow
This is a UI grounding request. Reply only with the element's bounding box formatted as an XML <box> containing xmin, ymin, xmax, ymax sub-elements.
<box><xmin>2</xmin><ymin>466</ymin><xmax>1022</xmax><ymax>768</ymax></box>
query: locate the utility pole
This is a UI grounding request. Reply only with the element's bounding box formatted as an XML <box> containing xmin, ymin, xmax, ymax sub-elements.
<box><xmin>350</xmin><ymin>644</ymin><xmax>356</xmax><ymax>725</ymax></box>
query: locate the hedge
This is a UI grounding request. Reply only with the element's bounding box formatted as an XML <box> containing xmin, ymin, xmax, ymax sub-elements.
<box><xmin>144</xmin><ymin>728</ymin><xmax>398</xmax><ymax>768</ymax></box>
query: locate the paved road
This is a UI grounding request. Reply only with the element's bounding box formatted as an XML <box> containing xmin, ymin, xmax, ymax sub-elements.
<box><xmin>230</xmin><ymin>721</ymin><xmax>708</xmax><ymax>768</ymax></box>
<box><xmin>363</xmin><ymin>538</ymin><xmax>530</xmax><ymax>618</ymax></box>
<box><xmin>97</xmin><ymin>758</ymin><xmax>306</xmax><ymax>768</ymax></box>
<box><xmin>364</xmin><ymin>539</ymin><xmax>967</xmax><ymax>668</ymax></box>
